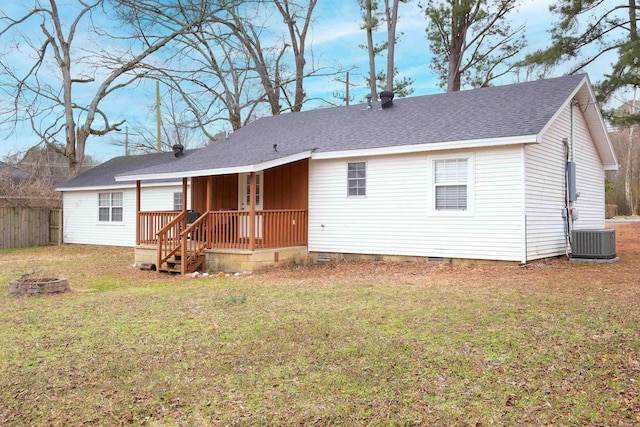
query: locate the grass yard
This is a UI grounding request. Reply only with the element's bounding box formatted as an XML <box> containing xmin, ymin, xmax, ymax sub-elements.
<box><xmin>0</xmin><ymin>223</ymin><xmax>639</xmax><ymax>426</ymax></box>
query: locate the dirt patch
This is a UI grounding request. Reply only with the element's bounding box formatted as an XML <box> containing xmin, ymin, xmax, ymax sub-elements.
<box><xmin>249</xmin><ymin>222</ymin><xmax>640</xmax><ymax>306</ymax></box>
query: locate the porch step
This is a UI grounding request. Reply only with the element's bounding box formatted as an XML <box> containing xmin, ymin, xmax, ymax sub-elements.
<box><xmin>159</xmin><ymin>254</ymin><xmax>205</xmax><ymax>275</ymax></box>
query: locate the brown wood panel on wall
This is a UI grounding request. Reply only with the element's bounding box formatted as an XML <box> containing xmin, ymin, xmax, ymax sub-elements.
<box><xmin>191</xmin><ymin>175</ymin><xmax>238</xmax><ymax>213</ymax></box>
<box><xmin>264</xmin><ymin>159</ymin><xmax>308</xmax><ymax>210</ymax></box>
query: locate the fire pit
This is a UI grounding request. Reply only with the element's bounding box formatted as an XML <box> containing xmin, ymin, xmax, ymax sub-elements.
<box><xmin>9</xmin><ymin>278</ymin><xmax>69</xmax><ymax>295</ymax></box>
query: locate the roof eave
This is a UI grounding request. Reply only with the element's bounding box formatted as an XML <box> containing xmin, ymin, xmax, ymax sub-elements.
<box><xmin>311</xmin><ymin>134</ymin><xmax>539</xmax><ymax>160</ymax></box>
<box><xmin>115</xmin><ymin>150</ymin><xmax>313</xmax><ymax>182</ymax></box>
<box><xmin>56</xmin><ymin>180</ymin><xmax>185</xmax><ymax>192</ymax></box>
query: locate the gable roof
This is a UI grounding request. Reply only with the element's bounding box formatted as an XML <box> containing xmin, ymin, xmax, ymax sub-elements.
<box><xmin>56</xmin><ymin>151</ymin><xmax>190</xmax><ymax>191</ymax></box>
<box><xmin>112</xmin><ymin>74</ymin><xmax>616</xmax><ymax>182</ymax></box>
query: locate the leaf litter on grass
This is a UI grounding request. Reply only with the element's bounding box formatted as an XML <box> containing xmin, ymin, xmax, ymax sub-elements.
<box><xmin>0</xmin><ymin>224</ymin><xmax>638</xmax><ymax>425</ymax></box>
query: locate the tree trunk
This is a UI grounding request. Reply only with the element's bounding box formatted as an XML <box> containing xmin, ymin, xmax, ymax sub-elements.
<box><xmin>630</xmin><ymin>0</ymin><xmax>637</xmax><ymax>40</ymax></box>
<box><xmin>384</xmin><ymin>0</ymin><xmax>399</xmax><ymax>92</ymax></box>
<box><xmin>626</xmin><ymin>125</ymin><xmax>637</xmax><ymax>215</ymax></box>
<box><xmin>447</xmin><ymin>52</ymin><xmax>462</xmax><ymax>91</ymax></box>
<box><xmin>366</xmin><ymin>0</ymin><xmax>377</xmax><ymax>101</ymax></box>
<box><xmin>70</xmin><ymin>128</ymin><xmax>89</xmax><ymax>178</ymax></box>
<box><xmin>447</xmin><ymin>5</ymin><xmax>464</xmax><ymax>92</ymax></box>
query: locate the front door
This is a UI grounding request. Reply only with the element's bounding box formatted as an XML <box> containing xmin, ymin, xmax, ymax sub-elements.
<box><xmin>238</xmin><ymin>172</ymin><xmax>263</xmax><ymax>238</ymax></box>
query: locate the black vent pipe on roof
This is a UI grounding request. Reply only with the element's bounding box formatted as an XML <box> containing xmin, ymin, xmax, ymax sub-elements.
<box><xmin>380</xmin><ymin>91</ymin><xmax>394</xmax><ymax>109</ymax></box>
<box><xmin>172</xmin><ymin>143</ymin><xmax>184</xmax><ymax>157</ymax></box>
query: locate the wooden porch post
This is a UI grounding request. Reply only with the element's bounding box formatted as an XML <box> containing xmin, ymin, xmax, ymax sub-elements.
<box><xmin>135</xmin><ymin>180</ymin><xmax>141</xmax><ymax>245</ymax></box>
<box><xmin>206</xmin><ymin>176</ymin><xmax>213</xmax><ymax>211</ymax></box>
<box><xmin>249</xmin><ymin>171</ymin><xmax>256</xmax><ymax>251</ymax></box>
<box><xmin>182</xmin><ymin>177</ymin><xmax>188</xmax><ymax>212</ymax></box>
<box><xmin>181</xmin><ymin>177</ymin><xmax>188</xmax><ymax>275</ymax></box>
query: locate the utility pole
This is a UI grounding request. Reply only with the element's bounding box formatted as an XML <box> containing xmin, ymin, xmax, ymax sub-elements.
<box><xmin>333</xmin><ymin>72</ymin><xmax>356</xmax><ymax>106</ymax></box>
<box><xmin>125</xmin><ymin>126</ymin><xmax>129</xmax><ymax>156</ymax></box>
<box><xmin>156</xmin><ymin>81</ymin><xmax>161</xmax><ymax>152</ymax></box>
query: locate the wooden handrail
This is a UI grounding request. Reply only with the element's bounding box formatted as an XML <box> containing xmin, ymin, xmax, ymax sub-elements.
<box><xmin>143</xmin><ymin>209</ymin><xmax>308</xmax><ymax>273</ymax></box>
<box><xmin>156</xmin><ymin>211</ymin><xmax>186</xmax><ymax>271</ymax></box>
<box><xmin>179</xmin><ymin>213</ymin><xmax>209</xmax><ymax>275</ymax></box>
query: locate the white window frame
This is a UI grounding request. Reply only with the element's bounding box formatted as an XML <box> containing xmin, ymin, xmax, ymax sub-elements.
<box><xmin>173</xmin><ymin>192</ymin><xmax>183</xmax><ymax>211</ymax></box>
<box><xmin>98</xmin><ymin>192</ymin><xmax>124</xmax><ymax>223</ymax></box>
<box><xmin>428</xmin><ymin>154</ymin><xmax>474</xmax><ymax>216</ymax></box>
<box><xmin>347</xmin><ymin>161</ymin><xmax>367</xmax><ymax>198</ymax></box>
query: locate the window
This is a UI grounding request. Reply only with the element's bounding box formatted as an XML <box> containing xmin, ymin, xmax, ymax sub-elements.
<box><xmin>347</xmin><ymin>162</ymin><xmax>366</xmax><ymax>197</ymax></box>
<box><xmin>173</xmin><ymin>192</ymin><xmax>183</xmax><ymax>211</ymax></box>
<box><xmin>434</xmin><ymin>159</ymin><xmax>468</xmax><ymax>211</ymax></box>
<box><xmin>244</xmin><ymin>173</ymin><xmax>261</xmax><ymax>206</ymax></box>
<box><xmin>98</xmin><ymin>192</ymin><xmax>123</xmax><ymax>222</ymax></box>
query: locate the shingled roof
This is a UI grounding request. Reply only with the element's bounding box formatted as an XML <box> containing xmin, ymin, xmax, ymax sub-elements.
<box><xmin>57</xmin><ymin>151</ymin><xmax>190</xmax><ymax>190</ymax></box>
<box><xmin>111</xmin><ymin>74</ymin><xmax>613</xmax><ymax>182</ymax></box>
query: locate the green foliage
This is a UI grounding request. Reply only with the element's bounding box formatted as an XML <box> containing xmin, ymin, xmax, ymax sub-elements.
<box><xmin>375</xmin><ymin>69</ymin><xmax>415</xmax><ymax>97</ymax></box>
<box><xmin>357</xmin><ymin>0</ymin><xmax>416</xmax><ymax>97</ymax></box>
<box><xmin>522</xmin><ymin>1</ymin><xmax>640</xmax><ymax>124</ymax></box>
<box><xmin>422</xmin><ymin>0</ymin><xmax>525</xmax><ymax>91</ymax></box>
<box><xmin>605</xmin><ymin>178</ymin><xmax>615</xmax><ymax>196</ymax></box>
<box><xmin>224</xmin><ymin>293</ymin><xmax>247</xmax><ymax>305</ymax></box>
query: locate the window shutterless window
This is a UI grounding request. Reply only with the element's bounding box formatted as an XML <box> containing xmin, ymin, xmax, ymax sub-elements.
<box><xmin>98</xmin><ymin>192</ymin><xmax>123</xmax><ymax>222</ymax></box>
<box><xmin>434</xmin><ymin>159</ymin><xmax>468</xmax><ymax>211</ymax></box>
<box><xmin>173</xmin><ymin>192</ymin><xmax>183</xmax><ymax>211</ymax></box>
<box><xmin>347</xmin><ymin>161</ymin><xmax>366</xmax><ymax>197</ymax></box>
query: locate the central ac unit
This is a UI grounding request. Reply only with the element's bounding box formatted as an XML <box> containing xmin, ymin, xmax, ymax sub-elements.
<box><xmin>571</xmin><ymin>229</ymin><xmax>616</xmax><ymax>259</ymax></box>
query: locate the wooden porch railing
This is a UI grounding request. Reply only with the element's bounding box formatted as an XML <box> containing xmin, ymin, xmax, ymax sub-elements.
<box><xmin>198</xmin><ymin>210</ymin><xmax>308</xmax><ymax>250</ymax></box>
<box><xmin>139</xmin><ymin>211</ymin><xmax>181</xmax><ymax>245</ymax></box>
<box><xmin>149</xmin><ymin>209</ymin><xmax>308</xmax><ymax>273</ymax></box>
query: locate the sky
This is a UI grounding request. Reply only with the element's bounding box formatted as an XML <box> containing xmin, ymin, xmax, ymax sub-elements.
<box><xmin>0</xmin><ymin>0</ymin><xmax>617</xmax><ymax>163</ymax></box>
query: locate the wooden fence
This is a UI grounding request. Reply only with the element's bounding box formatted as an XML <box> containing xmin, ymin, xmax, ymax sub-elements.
<box><xmin>0</xmin><ymin>207</ymin><xmax>62</xmax><ymax>249</ymax></box>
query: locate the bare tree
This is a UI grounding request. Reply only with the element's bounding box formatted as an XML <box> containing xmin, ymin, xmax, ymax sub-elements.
<box><xmin>608</xmin><ymin>99</ymin><xmax>640</xmax><ymax>216</ymax></box>
<box><xmin>359</xmin><ymin>0</ymin><xmax>382</xmax><ymax>101</ymax></box>
<box><xmin>273</xmin><ymin>0</ymin><xmax>317</xmax><ymax>112</ymax></box>
<box><xmin>223</xmin><ymin>0</ymin><xmax>324</xmax><ymax>115</ymax></box>
<box><xmin>0</xmin><ymin>0</ymin><xmax>228</xmax><ymax>177</ymax></box>
<box><xmin>422</xmin><ymin>0</ymin><xmax>525</xmax><ymax>92</ymax></box>
<box><xmin>110</xmin><ymin>89</ymin><xmax>212</xmax><ymax>155</ymax></box>
<box><xmin>358</xmin><ymin>0</ymin><xmax>414</xmax><ymax>99</ymax></box>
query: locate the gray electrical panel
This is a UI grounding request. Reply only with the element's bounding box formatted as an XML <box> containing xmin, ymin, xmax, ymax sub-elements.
<box><xmin>567</xmin><ymin>161</ymin><xmax>577</xmax><ymax>202</ymax></box>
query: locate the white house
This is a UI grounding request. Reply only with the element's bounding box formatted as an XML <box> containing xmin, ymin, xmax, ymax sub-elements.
<box><xmin>60</xmin><ymin>74</ymin><xmax>617</xmax><ymax>273</ymax></box>
<box><xmin>57</xmin><ymin>152</ymin><xmax>191</xmax><ymax>247</ymax></box>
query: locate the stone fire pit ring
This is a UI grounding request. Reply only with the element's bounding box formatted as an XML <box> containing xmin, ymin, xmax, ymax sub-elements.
<box><xmin>9</xmin><ymin>278</ymin><xmax>69</xmax><ymax>295</ymax></box>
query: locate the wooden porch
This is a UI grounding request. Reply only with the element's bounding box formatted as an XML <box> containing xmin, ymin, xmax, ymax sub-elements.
<box><xmin>134</xmin><ymin>159</ymin><xmax>309</xmax><ymax>274</ymax></box>
<box><xmin>137</xmin><ymin>209</ymin><xmax>308</xmax><ymax>274</ymax></box>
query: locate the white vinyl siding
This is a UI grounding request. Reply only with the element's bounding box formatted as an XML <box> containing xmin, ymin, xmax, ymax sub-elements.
<box><xmin>571</xmin><ymin>105</ymin><xmax>606</xmax><ymax>229</ymax></box>
<box><xmin>525</xmin><ymin>102</ymin><xmax>605</xmax><ymax>261</ymax></box>
<box><xmin>309</xmin><ymin>147</ymin><xmax>523</xmax><ymax>262</ymax></box>
<box><xmin>62</xmin><ymin>183</ymin><xmax>188</xmax><ymax>247</ymax></box>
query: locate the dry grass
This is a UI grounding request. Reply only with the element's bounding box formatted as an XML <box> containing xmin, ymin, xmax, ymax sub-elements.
<box><xmin>0</xmin><ymin>224</ymin><xmax>639</xmax><ymax>426</ymax></box>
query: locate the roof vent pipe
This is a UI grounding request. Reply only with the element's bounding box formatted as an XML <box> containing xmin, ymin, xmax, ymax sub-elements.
<box><xmin>365</xmin><ymin>94</ymin><xmax>373</xmax><ymax>109</ymax></box>
<box><xmin>380</xmin><ymin>91</ymin><xmax>394</xmax><ymax>109</ymax></box>
<box><xmin>172</xmin><ymin>143</ymin><xmax>184</xmax><ymax>157</ymax></box>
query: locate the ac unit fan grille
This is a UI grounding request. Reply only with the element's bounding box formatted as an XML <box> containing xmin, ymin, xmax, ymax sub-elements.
<box><xmin>571</xmin><ymin>229</ymin><xmax>616</xmax><ymax>259</ymax></box>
